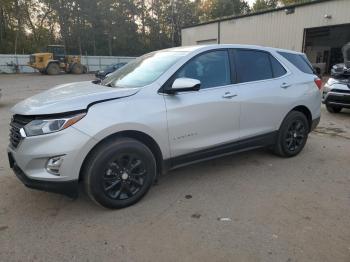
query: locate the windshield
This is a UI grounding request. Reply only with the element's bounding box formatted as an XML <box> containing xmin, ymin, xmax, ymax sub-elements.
<box><xmin>101</xmin><ymin>51</ymin><xmax>187</xmax><ymax>88</ymax></box>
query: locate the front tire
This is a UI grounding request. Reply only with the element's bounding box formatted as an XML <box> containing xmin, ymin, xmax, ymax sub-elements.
<box><xmin>326</xmin><ymin>105</ymin><xmax>342</xmax><ymax>113</ymax></box>
<box><xmin>83</xmin><ymin>138</ymin><xmax>156</xmax><ymax>209</ymax></box>
<box><xmin>274</xmin><ymin>111</ymin><xmax>309</xmax><ymax>157</ymax></box>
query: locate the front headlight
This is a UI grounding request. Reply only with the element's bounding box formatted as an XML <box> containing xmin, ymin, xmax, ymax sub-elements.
<box><xmin>326</xmin><ymin>78</ymin><xmax>339</xmax><ymax>86</ymax></box>
<box><xmin>23</xmin><ymin>113</ymin><xmax>86</xmax><ymax>137</ymax></box>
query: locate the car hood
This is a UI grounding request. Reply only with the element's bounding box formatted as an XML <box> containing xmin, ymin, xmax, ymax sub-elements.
<box><xmin>329</xmin><ymin>79</ymin><xmax>350</xmax><ymax>90</ymax></box>
<box><xmin>11</xmin><ymin>81</ymin><xmax>140</xmax><ymax>115</ymax></box>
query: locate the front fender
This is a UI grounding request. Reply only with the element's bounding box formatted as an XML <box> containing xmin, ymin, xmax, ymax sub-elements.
<box><xmin>72</xmin><ymin>94</ymin><xmax>170</xmax><ymax>160</ymax></box>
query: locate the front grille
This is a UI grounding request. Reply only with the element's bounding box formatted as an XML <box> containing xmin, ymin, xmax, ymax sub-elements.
<box><xmin>331</xmin><ymin>89</ymin><xmax>350</xmax><ymax>94</ymax></box>
<box><xmin>327</xmin><ymin>94</ymin><xmax>350</xmax><ymax>105</ymax></box>
<box><xmin>9</xmin><ymin>115</ymin><xmax>33</xmax><ymax>148</ymax></box>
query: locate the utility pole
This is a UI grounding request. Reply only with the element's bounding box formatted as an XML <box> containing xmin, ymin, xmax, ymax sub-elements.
<box><xmin>171</xmin><ymin>0</ymin><xmax>177</xmax><ymax>46</ymax></box>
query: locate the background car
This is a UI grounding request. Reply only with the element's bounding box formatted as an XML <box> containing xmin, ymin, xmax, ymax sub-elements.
<box><xmin>95</xmin><ymin>62</ymin><xmax>127</xmax><ymax>79</ymax></box>
<box><xmin>323</xmin><ymin>42</ymin><xmax>350</xmax><ymax>113</ymax></box>
<box><xmin>323</xmin><ymin>74</ymin><xmax>350</xmax><ymax>113</ymax></box>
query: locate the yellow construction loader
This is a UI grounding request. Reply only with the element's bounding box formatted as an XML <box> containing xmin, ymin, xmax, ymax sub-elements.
<box><xmin>28</xmin><ymin>45</ymin><xmax>87</xmax><ymax>75</ymax></box>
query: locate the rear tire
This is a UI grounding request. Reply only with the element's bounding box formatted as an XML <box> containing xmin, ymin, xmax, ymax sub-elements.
<box><xmin>274</xmin><ymin>111</ymin><xmax>309</xmax><ymax>157</ymax></box>
<box><xmin>326</xmin><ymin>105</ymin><xmax>342</xmax><ymax>113</ymax></box>
<box><xmin>71</xmin><ymin>64</ymin><xmax>83</xmax><ymax>74</ymax></box>
<box><xmin>83</xmin><ymin>138</ymin><xmax>156</xmax><ymax>209</ymax></box>
<box><xmin>46</xmin><ymin>63</ymin><xmax>60</xmax><ymax>75</ymax></box>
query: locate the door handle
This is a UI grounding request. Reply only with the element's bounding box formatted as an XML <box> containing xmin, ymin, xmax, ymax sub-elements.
<box><xmin>280</xmin><ymin>82</ymin><xmax>291</xmax><ymax>89</ymax></box>
<box><xmin>222</xmin><ymin>92</ymin><xmax>237</xmax><ymax>99</ymax></box>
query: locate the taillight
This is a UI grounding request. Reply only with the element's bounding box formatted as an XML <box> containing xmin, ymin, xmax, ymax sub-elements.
<box><xmin>314</xmin><ymin>77</ymin><xmax>322</xmax><ymax>90</ymax></box>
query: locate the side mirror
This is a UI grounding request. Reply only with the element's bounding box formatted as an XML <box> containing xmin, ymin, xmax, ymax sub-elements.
<box><xmin>167</xmin><ymin>78</ymin><xmax>201</xmax><ymax>94</ymax></box>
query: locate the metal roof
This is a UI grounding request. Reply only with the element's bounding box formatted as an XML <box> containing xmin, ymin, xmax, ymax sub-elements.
<box><xmin>182</xmin><ymin>0</ymin><xmax>334</xmax><ymax>29</ymax></box>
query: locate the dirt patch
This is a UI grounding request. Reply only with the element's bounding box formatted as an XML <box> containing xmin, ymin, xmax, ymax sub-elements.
<box><xmin>314</xmin><ymin>126</ymin><xmax>350</xmax><ymax>140</ymax></box>
<box><xmin>0</xmin><ymin>225</ymin><xmax>9</xmax><ymax>231</ymax></box>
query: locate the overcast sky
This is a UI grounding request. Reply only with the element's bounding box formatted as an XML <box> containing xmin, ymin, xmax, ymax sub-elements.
<box><xmin>247</xmin><ymin>0</ymin><xmax>255</xmax><ymax>6</ymax></box>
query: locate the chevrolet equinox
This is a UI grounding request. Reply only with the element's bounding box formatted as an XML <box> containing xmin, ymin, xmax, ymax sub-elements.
<box><xmin>8</xmin><ymin>45</ymin><xmax>321</xmax><ymax>208</ymax></box>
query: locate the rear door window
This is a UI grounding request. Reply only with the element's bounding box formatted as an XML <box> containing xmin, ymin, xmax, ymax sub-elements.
<box><xmin>233</xmin><ymin>49</ymin><xmax>273</xmax><ymax>83</ymax></box>
<box><xmin>278</xmin><ymin>52</ymin><xmax>314</xmax><ymax>74</ymax></box>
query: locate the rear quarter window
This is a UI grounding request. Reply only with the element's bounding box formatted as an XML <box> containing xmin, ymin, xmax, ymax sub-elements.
<box><xmin>270</xmin><ymin>55</ymin><xmax>287</xmax><ymax>77</ymax></box>
<box><xmin>278</xmin><ymin>51</ymin><xmax>314</xmax><ymax>74</ymax></box>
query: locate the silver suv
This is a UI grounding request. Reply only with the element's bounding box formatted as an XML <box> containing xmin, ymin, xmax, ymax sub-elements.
<box><xmin>8</xmin><ymin>45</ymin><xmax>321</xmax><ymax>208</ymax></box>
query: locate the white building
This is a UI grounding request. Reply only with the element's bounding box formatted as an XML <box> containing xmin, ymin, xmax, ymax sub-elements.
<box><xmin>181</xmin><ymin>0</ymin><xmax>350</xmax><ymax>74</ymax></box>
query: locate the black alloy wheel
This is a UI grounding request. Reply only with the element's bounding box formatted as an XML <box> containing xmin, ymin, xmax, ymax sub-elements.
<box><xmin>274</xmin><ymin>111</ymin><xmax>309</xmax><ymax>157</ymax></box>
<box><xmin>103</xmin><ymin>153</ymin><xmax>147</xmax><ymax>200</ymax></box>
<box><xmin>284</xmin><ymin>119</ymin><xmax>307</xmax><ymax>152</ymax></box>
<box><xmin>84</xmin><ymin>137</ymin><xmax>156</xmax><ymax>209</ymax></box>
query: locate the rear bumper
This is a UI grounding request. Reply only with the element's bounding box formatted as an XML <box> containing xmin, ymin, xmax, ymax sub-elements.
<box><xmin>9</xmin><ymin>153</ymin><xmax>78</xmax><ymax>198</ymax></box>
<box><xmin>310</xmin><ymin>117</ymin><xmax>320</xmax><ymax>132</ymax></box>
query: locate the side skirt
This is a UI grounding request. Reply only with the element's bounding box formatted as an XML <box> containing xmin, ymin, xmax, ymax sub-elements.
<box><xmin>163</xmin><ymin>131</ymin><xmax>278</xmax><ymax>172</ymax></box>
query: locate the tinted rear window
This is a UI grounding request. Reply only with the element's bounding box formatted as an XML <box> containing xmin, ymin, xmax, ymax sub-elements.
<box><xmin>278</xmin><ymin>52</ymin><xmax>314</xmax><ymax>74</ymax></box>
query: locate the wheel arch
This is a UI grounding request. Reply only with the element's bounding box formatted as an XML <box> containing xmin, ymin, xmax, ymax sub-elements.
<box><xmin>288</xmin><ymin>105</ymin><xmax>312</xmax><ymax>131</ymax></box>
<box><xmin>79</xmin><ymin>130</ymin><xmax>164</xmax><ymax>182</ymax></box>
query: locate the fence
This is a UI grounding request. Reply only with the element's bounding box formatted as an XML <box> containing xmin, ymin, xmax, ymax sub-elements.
<box><xmin>0</xmin><ymin>54</ymin><xmax>136</xmax><ymax>73</ymax></box>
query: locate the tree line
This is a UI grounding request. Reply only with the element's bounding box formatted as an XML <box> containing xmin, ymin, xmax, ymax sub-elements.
<box><xmin>0</xmin><ymin>0</ymin><xmax>311</xmax><ymax>56</ymax></box>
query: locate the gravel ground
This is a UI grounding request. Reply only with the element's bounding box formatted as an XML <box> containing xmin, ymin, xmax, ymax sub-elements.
<box><xmin>0</xmin><ymin>74</ymin><xmax>349</xmax><ymax>262</ymax></box>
